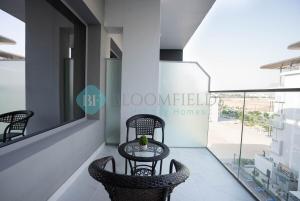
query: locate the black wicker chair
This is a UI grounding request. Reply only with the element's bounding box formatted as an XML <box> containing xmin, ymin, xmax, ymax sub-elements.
<box><xmin>126</xmin><ymin>114</ymin><xmax>165</xmax><ymax>175</ymax></box>
<box><xmin>0</xmin><ymin>110</ymin><xmax>34</xmax><ymax>143</ymax></box>
<box><xmin>89</xmin><ymin>156</ymin><xmax>189</xmax><ymax>201</ymax></box>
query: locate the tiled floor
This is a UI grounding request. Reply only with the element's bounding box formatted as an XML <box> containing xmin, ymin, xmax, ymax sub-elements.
<box><xmin>55</xmin><ymin>146</ymin><xmax>255</xmax><ymax>201</ymax></box>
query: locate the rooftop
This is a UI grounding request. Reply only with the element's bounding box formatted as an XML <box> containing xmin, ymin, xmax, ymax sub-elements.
<box><xmin>260</xmin><ymin>56</ymin><xmax>300</xmax><ymax>69</ymax></box>
<box><xmin>288</xmin><ymin>41</ymin><xmax>300</xmax><ymax>50</ymax></box>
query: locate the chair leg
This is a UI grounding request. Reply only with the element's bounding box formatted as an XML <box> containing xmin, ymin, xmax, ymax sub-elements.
<box><xmin>134</xmin><ymin>161</ymin><xmax>137</xmax><ymax>175</ymax></box>
<box><xmin>167</xmin><ymin>194</ymin><xmax>171</xmax><ymax>201</ymax></box>
<box><xmin>160</xmin><ymin>160</ymin><xmax>163</xmax><ymax>175</ymax></box>
<box><xmin>125</xmin><ymin>159</ymin><xmax>128</xmax><ymax>175</ymax></box>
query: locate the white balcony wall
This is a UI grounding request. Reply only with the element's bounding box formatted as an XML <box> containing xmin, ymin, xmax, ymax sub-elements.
<box><xmin>159</xmin><ymin>61</ymin><xmax>210</xmax><ymax>147</ymax></box>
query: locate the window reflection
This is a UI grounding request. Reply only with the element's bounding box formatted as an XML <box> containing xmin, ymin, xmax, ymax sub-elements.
<box><xmin>0</xmin><ymin>0</ymin><xmax>86</xmax><ymax>145</ymax></box>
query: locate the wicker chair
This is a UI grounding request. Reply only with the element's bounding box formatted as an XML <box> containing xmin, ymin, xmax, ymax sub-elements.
<box><xmin>89</xmin><ymin>156</ymin><xmax>189</xmax><ymax>201</ymax></box>
<box><xmin>126</xmin><ymin>114</ymin><xmax>165</xmax><ymax>175</ymax></box>
<box><xmin>0</xmin><ymin>110</ymin><xmax>34</xmax><ymax>143</ymax></box>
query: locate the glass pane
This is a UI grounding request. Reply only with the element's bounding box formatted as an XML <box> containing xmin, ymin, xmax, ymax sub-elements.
<box><xmin>0</xmin><ymin>0</ymin><xmax>86</xmax><ymax>145</ymax></box>
<box><xmin>240</xmin><ymin>92</ymin><xmax>300</xmax><ymax>201</ymax></box>
<box><xmin>0</xmin><ymin>61</ymin><xmax>25</xmax><ymax>134</ymax></box>
<box><xmin>0</xmin><ymin>9</ymin><xmax>26</xmax><ymax>135</ymax></box>
<box><xmin>239</xmin><ymin>92</ymin><xmax>274</xmax><ymax>200</ymax></box>
<box><xmin>208</xmin><ymin>93</ymin><xmax>244</xmax><ymax>176</ymax></box>
<box><xmin>124</xmin><ymin>141</ymin><xmax>163</xmax><ymax>157</ymax></box>
<box><xmin>105</xmin><ymin>59</ymin><xmax>122</xmax><ymax>144</ymax></box>
<box><xmin>159</xmin><ymin>61</ymin><xmax>210</xmax><ymax>147</ymax></box>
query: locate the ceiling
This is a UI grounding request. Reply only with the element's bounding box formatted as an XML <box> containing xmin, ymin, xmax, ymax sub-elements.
<box><xmin>160</xmin><ymin>0</ymin><xmax>215</xmax><ymax>49</ymax></box>
<box><xmin>0</xmin><ymin>0</ymin><xmax>25</xmax><ymax>22</ymax></box>
<box><xmin>0</xmin><ymin>0</ymin><xmax>215</xmax><ymax>50</ymax></box>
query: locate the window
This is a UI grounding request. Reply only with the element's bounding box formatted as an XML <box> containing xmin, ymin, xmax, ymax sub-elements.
<box><xmin>0</xmin><ymin>0</ymin><xmax>86</xmax><ymax>146</ymax></box>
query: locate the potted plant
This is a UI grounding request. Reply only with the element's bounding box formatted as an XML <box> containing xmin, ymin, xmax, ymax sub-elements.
<box><xmin>139</xmin><ymin>135</ymin><xmax>148</xmax><ymax>151</ymax></box>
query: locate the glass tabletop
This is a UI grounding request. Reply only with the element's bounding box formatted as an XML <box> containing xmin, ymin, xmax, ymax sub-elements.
<box><xmin>118</xmin><ymin>139</ymin><xmax>170</xmax><ymax>162</ymax></box>
<box><xmin>124</xmin><ymin>141</ymin><xmax>163</xmax><ymax>158</ymax></box>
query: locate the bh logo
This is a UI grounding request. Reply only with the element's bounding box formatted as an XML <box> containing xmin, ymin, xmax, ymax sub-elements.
<box><xmin>76</xmin><ymin>85</ymin><xmax>106</xmax><ymax>115</ymax></box>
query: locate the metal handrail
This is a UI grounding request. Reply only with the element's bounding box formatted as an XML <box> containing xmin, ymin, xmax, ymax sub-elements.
<box><xmin>210</xmin><ymin>88</ymin><xmax>300</xmax><ymax>93</ymax></box>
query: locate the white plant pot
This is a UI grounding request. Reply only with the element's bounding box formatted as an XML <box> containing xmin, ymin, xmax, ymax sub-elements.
<box><xmin>140</xmin><ymin>144</ymin><xmax>148</xmax><ymax>151</ymax></box>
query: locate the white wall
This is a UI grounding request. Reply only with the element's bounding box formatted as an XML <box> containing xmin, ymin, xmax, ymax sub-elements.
<box><xmin>0</xmin><ymin>120</ymin><xmax>102</xmax><ymax>201</ymax></box>
<box><xmin>105</xmin><ymin>0</ymin><xmax>161</xmax><ymax>142</ymax></box>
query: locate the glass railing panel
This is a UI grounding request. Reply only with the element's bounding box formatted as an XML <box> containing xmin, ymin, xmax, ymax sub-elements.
<box><xmin>105</xmin><ymin>59</ymin><xmax>122</xmax><ymax>144</ymax></box>
<box><xmin>208</xmin><ymin>91</ymin><xmax>300</xmax><ymax>201</ymax></box>
<box><xmin>240</xmin><ymin>91</ymin><xmax>300</xmax><ymax>201</ymax></box>
<box><xmin>159</xmin><ymin>61</ymin><xmax>210</xmax><ymax>147</ymax></box>
<box><xmin>207</xmin><ymin>92</ymin><xmax>244</xmax><ymax>176</ymax></box>
<box><xmin>239</xmin><ymin>92</ymin><xmax>274</xmax><ymax>201</ymax></box>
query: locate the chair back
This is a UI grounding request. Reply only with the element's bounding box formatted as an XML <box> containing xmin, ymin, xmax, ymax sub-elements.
<box><xmin>126</xmin><ymin>114</ymin><xmax>165</xmax><ymax>142</ymax></box>
<box><xmin>0</xmin><ymin>110</ymin><xmax>34</xmax><ymax>142</ymax></box>
<box><xmin>89</xmin><ymin>156</ymin><xmax>189</xmax><ymax>201</ymax></box>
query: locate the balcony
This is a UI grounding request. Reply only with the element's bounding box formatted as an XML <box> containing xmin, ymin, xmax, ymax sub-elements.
<box><xmin>41</xmin><ymin>61</ymin><xmax>299</xmax><ymax>201</ymax></box>
<box><xmin>103</xmin><ymin>60</ymin><xmax>300</xmax><ymax>201</ymax></box>
<box><xmin>49</xmin><ymin>146</ymin><xmax>255</xmax><ymax>201</ymax></box>
<box><xmin>1</xmin><ymin>60</ymin><xmax>300</xmax><ymax>201</ymax></box>
<box><xmin>1</xmin><ymin>1</ymin><xmax>300</xmax><ymax>201</ymax></box>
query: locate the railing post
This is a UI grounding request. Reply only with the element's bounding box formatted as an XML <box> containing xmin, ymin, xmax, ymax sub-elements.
<box><xmin>238</xmin><ymin>92</ymin><xmax>246</xmax><ymax>177</ymax></box>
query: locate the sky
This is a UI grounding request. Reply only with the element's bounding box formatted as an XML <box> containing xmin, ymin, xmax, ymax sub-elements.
<box><xmin>1</xmin><ymin>1</ymin><xmax>300</xmax><ymax>90</ymax></box>
<box><xmin>0</xmin><ymin>9</ymin><xmax>25</xmax><ymax>57</ymax></box>
<box><xmin>184</xmin><ymin>0</ymin><xmax>300</xmax><ymax>90</ymax></box>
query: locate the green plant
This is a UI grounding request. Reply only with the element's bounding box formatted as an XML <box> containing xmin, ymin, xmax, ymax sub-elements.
<box><xmin>139</xmin><ymin>135</ymin><xmax>148</xmax><ymax>146</ymax></box>
<box><xmin>221</xmin><ymin>106</ymin><xmax>242</xmax><ymax>119</ymax></box>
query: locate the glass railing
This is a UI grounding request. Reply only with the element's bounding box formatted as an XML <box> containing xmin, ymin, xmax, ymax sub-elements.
<box><xmin>208</xmin><ymin>91</ymin><xmax>300</xmax><ymax>201</ymax></box>
<box><xmin>159</xmin><ymin>61</ymin><xmax>210</xmax><ymax>147</ymax></box>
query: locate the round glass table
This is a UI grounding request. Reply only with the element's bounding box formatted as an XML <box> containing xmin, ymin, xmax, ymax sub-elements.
<box><xmin>118</xmin><ymin>139</ymin><xmax>170</xmax><ymax>176</ymax></box>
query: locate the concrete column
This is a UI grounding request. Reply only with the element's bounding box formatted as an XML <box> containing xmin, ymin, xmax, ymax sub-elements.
<box><xmin>105</xmin><ymin>0</ymin><xmax>161</xmax><ymax>142</ymax></box>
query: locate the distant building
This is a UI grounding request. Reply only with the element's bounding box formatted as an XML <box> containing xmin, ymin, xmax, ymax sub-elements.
<box><xmin>0</xmin><ymin>35</ymin><xmax>25</xmax><ymax>60</ymax></box>
<box><xmin>260</xmin><ymin>41</ymin><xmax>300</xmax><ymax>192</ymax></box>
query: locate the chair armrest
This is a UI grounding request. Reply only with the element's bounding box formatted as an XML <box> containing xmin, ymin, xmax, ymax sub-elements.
<box><xmin>169</xmin><ymin>159</ymin><xmax>189</xmax><ymax>175</ymax></box>
<box><xmin>169</xmin><ymin>159</ymin><xmax>177</xmax><ymax>174</ymax></box>
<box><xmin>92</xmin><ymin>156</ymin><xmax>116</xmax><ymax>173</ymax></box>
